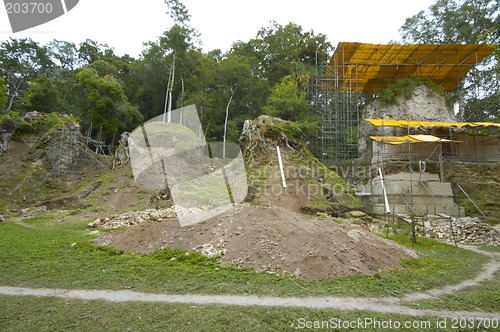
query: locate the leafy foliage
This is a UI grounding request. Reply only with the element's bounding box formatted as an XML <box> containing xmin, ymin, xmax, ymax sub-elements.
<box><xmin>249</xmin><ymin>21</ymin><xmax>332</xmax><ymax>87</ymax></box>
<box><xmin>75</xmin><ymin>65</ymin><xmax>142</xmax><ymax>139</ymax></box>
<box><xmin>164</xmin><ymin>0</ymin><xmax>191</xmax><ymax>26</ymax></box>
<box><xmin>380</xmin><ymin>77</ymin><xmax>444</xmax><ymax>104</ymax></box>
<box><xmin>263</xmin><ymin>80</ymin><xmax>308</xmax><ymax>121</ymax></box>
<box><xmin>400</xmin><ymin>0</ymin><xmax>498</xmax><ymax>44</ymax></box>
<box><xmin>0</xmin><ymin>110</ymin><xmax>24</xmax><ymax>129</ymax></box>
<box><xmin>0</xmin><ymin>15</ymin><xmax>332</xmax><ymax>146</ymax></box>
<box><xmin>26</xmin><ymin>76</ymin><xmax>62</xmax><ymax>113</ymax></box>
<box><xmin>0</xmin><ymin>38</ymin><xmax>53</xmax><ymax>113</ymax></box>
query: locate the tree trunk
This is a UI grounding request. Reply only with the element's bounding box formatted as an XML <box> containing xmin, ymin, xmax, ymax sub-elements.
<box><xmin>223</xmin><ymin>85</ymin><xmax>238</xmax><ymax>158</ymax></box>
<box><xmin>457</xmin><ymin>81</ymin><xmax>466</xmax><ymax>121</ymax></box>
<box><xmin>4</xmin><ymin>83</ymin><xmax>20</xmax><ymax>114</ymax></box>
<box><xmin>4</xmin><ymin>100</ymin><xmax>12</xmax><ymax>113</ymax></box>
<box><xmin>0</xmin><ymin>120</ymin><xmax>15</xmax><ymax>154</ymax></box>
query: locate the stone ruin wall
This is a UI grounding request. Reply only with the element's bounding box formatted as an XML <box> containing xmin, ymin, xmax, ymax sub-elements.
<box><xmin>358</xmin><ymin>85</ymin><xmax>457</xmax><ymax>163</ymax></box>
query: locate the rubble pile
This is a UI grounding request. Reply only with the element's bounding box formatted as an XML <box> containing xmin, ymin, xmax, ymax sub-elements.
<box><xmin>426</xmin><ymin>216</ymin><xmax>499</xmax><ymax>246</ymax></box>
<box><xmin>94</xmin><ymin>204</ymin><xmax>418</xmax><ymax>279</ymax></box>
<box><xmin>89</xmin><ymin>208</ymin><xmax>176</xmax><ymax>229</ymax></box>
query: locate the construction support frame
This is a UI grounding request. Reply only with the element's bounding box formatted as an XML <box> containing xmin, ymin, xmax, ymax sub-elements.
<box><xmin>309</xmin><ymin>59</ymin><xmax>362</xmax><ymax>164</ymax></box>
<box><xmin>309</xmin><ymin>42</ymin><xmax>495</xmax><ymax>165</ymax></box>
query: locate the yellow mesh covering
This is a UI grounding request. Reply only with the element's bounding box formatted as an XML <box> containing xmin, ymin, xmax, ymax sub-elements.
<box><xmin>329</xmin><ymin>42</ymin><xmax>494</xmax><ymax>93</ymax></box>
<box><xmin>370</xmin><ymin>134</ymin><xmax>455</xmax><ymax>145</ymax></box>
<box><xmin>365</xmin><ymin>119</ymin><xmax>500</xmax><ymax>128</ymax></box>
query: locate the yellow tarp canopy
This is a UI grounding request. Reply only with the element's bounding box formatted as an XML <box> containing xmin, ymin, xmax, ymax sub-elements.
<box><xmin>365</xmin><ymin>119</ymin><xmax>500</xmax><ymax>129</ymax></box>
<box><xmin>329</xmin><ymin>42</ymin><xmax>494</xmax><ymax>93</ymax></box>
<box><xmin>370</xmin><ymin>134</ymin><xmax>455</xmax><ymax>145</ymax></box>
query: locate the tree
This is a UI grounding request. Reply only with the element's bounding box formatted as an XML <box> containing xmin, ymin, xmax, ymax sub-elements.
<box><xmin>263</xmin><ymin>80</ymin><xmax>308</xmax><ymax>121</ymax></box>
<box><xmin>226</xmin><ymin>21</ymin><xmax>332</xmax><ymax>125</ymax></box>
<box><xmin>75</xmin><ymin>66</ymin><xmax>142</xmax><ymax>144</ymax></box>
<box><xmin>27</xmin><ymin>76</ymin><xmax>62</xmax><ymax>113</ymax></box>
<box><xmin>241</xmin><ymin>21</ymin><xmax>332</xmax><ymax>87</ymax></box>
<box><xmin>164</xmin><ymin>0</ymin><xmax>191</xmax><ymax>26</ymax></box>
<box><xmin>78</xmin><ymin>39</ymin><xmax>108</xmax><ymax>64</ymax></box>
<box><xmin>48</xmin><ymin>40</ymin><xmax>79</xmax><ymax>70</ymax></box>
<box><xmin>133</xmin><ymin>24</ymin><xmax>200</xmax><ymax>120</ymax></box>
<box><xmin>207</xmin><ymin>54</ymin><xmax>252</xmax><ymax>142</ymax></box>
<box><xmin>0</xmin><ymin>38</ymin><xmax>53</xmax><ymax>113</ymax></box>
<box><xmin>216</xmin><ymin>54</ymin><xmax>250</xmax><ymax>155</ymax></box>
<box><xmin>400</xmin><ymin>0</ymin><xmax>499</xmax><ymax>120</ymax></box>
<box><xmin>400</xmin><ymin>0</ymin><xmax>498</xmax><ymax>44</ymax></box>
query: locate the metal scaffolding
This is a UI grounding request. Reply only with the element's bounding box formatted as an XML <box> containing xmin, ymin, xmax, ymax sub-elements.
<box><xmin>309</xmin><ymin>42</ymin><xmax>494</xmax><ymax>164</ymax></box>
<box><xmin>309</xmin><ymin>61</ymin><xmax>362</xmax><ymax>163</ymax></box>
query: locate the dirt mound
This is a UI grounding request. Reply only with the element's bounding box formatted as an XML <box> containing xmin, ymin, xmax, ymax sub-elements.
<box><xmin>93</xmin><ymin>204</ymin><xmax>417</xmax><ymax>279</ymax></box>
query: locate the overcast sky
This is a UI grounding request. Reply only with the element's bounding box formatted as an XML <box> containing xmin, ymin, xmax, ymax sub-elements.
<box><xmin>1</xmin><ymin>0</ymin><xmax>436</xmax><ymax>57</ymax></box>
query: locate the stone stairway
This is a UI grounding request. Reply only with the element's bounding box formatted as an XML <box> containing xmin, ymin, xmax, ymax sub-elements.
<box><xmin>358</xmin><ymin>172</ymin><xmax>465</xmax><ymax>217</ymax></box>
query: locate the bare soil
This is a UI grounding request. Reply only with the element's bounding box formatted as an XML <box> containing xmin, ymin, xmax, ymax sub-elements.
<box><xmin>94</xmin><ymin>204</ymin><xmax>417</xmax><ymax>280</ymax></box>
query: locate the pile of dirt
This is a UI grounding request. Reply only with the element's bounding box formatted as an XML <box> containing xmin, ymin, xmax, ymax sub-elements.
<box><xmin>93</xmin><ymin>204</ymin><xmax>418</xmax><ymax>279</ymax></box>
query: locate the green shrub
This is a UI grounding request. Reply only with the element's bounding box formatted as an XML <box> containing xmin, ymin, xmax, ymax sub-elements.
<box><xmin>380</xmin><ymin>77</ymin><xmax>444</xmax><ymax>104</ymax></box>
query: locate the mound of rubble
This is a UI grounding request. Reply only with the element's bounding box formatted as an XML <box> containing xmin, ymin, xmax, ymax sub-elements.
<box><xmin>424</xmin><ymin>216</ymin><xmax>499</xmax><ymax>246</ymax></box>
<box><xmin>93</xmin><ymin>204</ymin><xmax>418</xmax><ymax>279</ymax></box>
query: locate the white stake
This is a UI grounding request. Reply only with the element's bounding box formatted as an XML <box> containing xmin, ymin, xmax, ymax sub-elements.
<box><xmin>378</xmin><ymin>167</ymin><xmax>390</xmax><ymax>214</ymax></box>
<box><xmin>277</xmin><ymin>146</ymin><xmax>286</xmax><ymax>189</ymax></box>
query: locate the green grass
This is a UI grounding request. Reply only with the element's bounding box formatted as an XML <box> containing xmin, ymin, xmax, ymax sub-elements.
<box><xmin>0</xmin><ymin>159</ymin><xmax>50</xmax><ymax>210</ymax></box>
<box><xmin>0</xmin><ymin>213</ymin><xmax>492</xmax><ymax>299</ymax></box>
<box><xmin>0</xmin><ymin>295</ymin><xmax>490</xmax><ymax>332</ymax></box>
<box><xmin>406</xmin><ymin>271</ymin><xmax>500</xmax><ymax>313</ymax></box>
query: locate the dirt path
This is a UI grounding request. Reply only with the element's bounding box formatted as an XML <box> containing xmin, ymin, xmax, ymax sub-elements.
<box><xmin>0</xmin><ymin>285</ymin><xmax>497</xmax><ymax>319</ymax></box>
<box><xmin>0</xmin><ymin>245</ymin><xmax>498</xmax><ymax>319</ymax></box>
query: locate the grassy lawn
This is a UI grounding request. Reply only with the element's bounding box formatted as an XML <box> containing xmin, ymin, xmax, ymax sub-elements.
<box><xmin>0</xmin><ymin>295</ymin><xmax>491</xmax><ymax>332</ymax></box>
<box><xmin>406</xmin><ymin>271</ymin><xmax>500</xmax><ymax>313</ymax></box>
<box><xmin>0</xmin><ymin>212</ymin><xmax>492</xmax><ymax>299</ymax></box>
